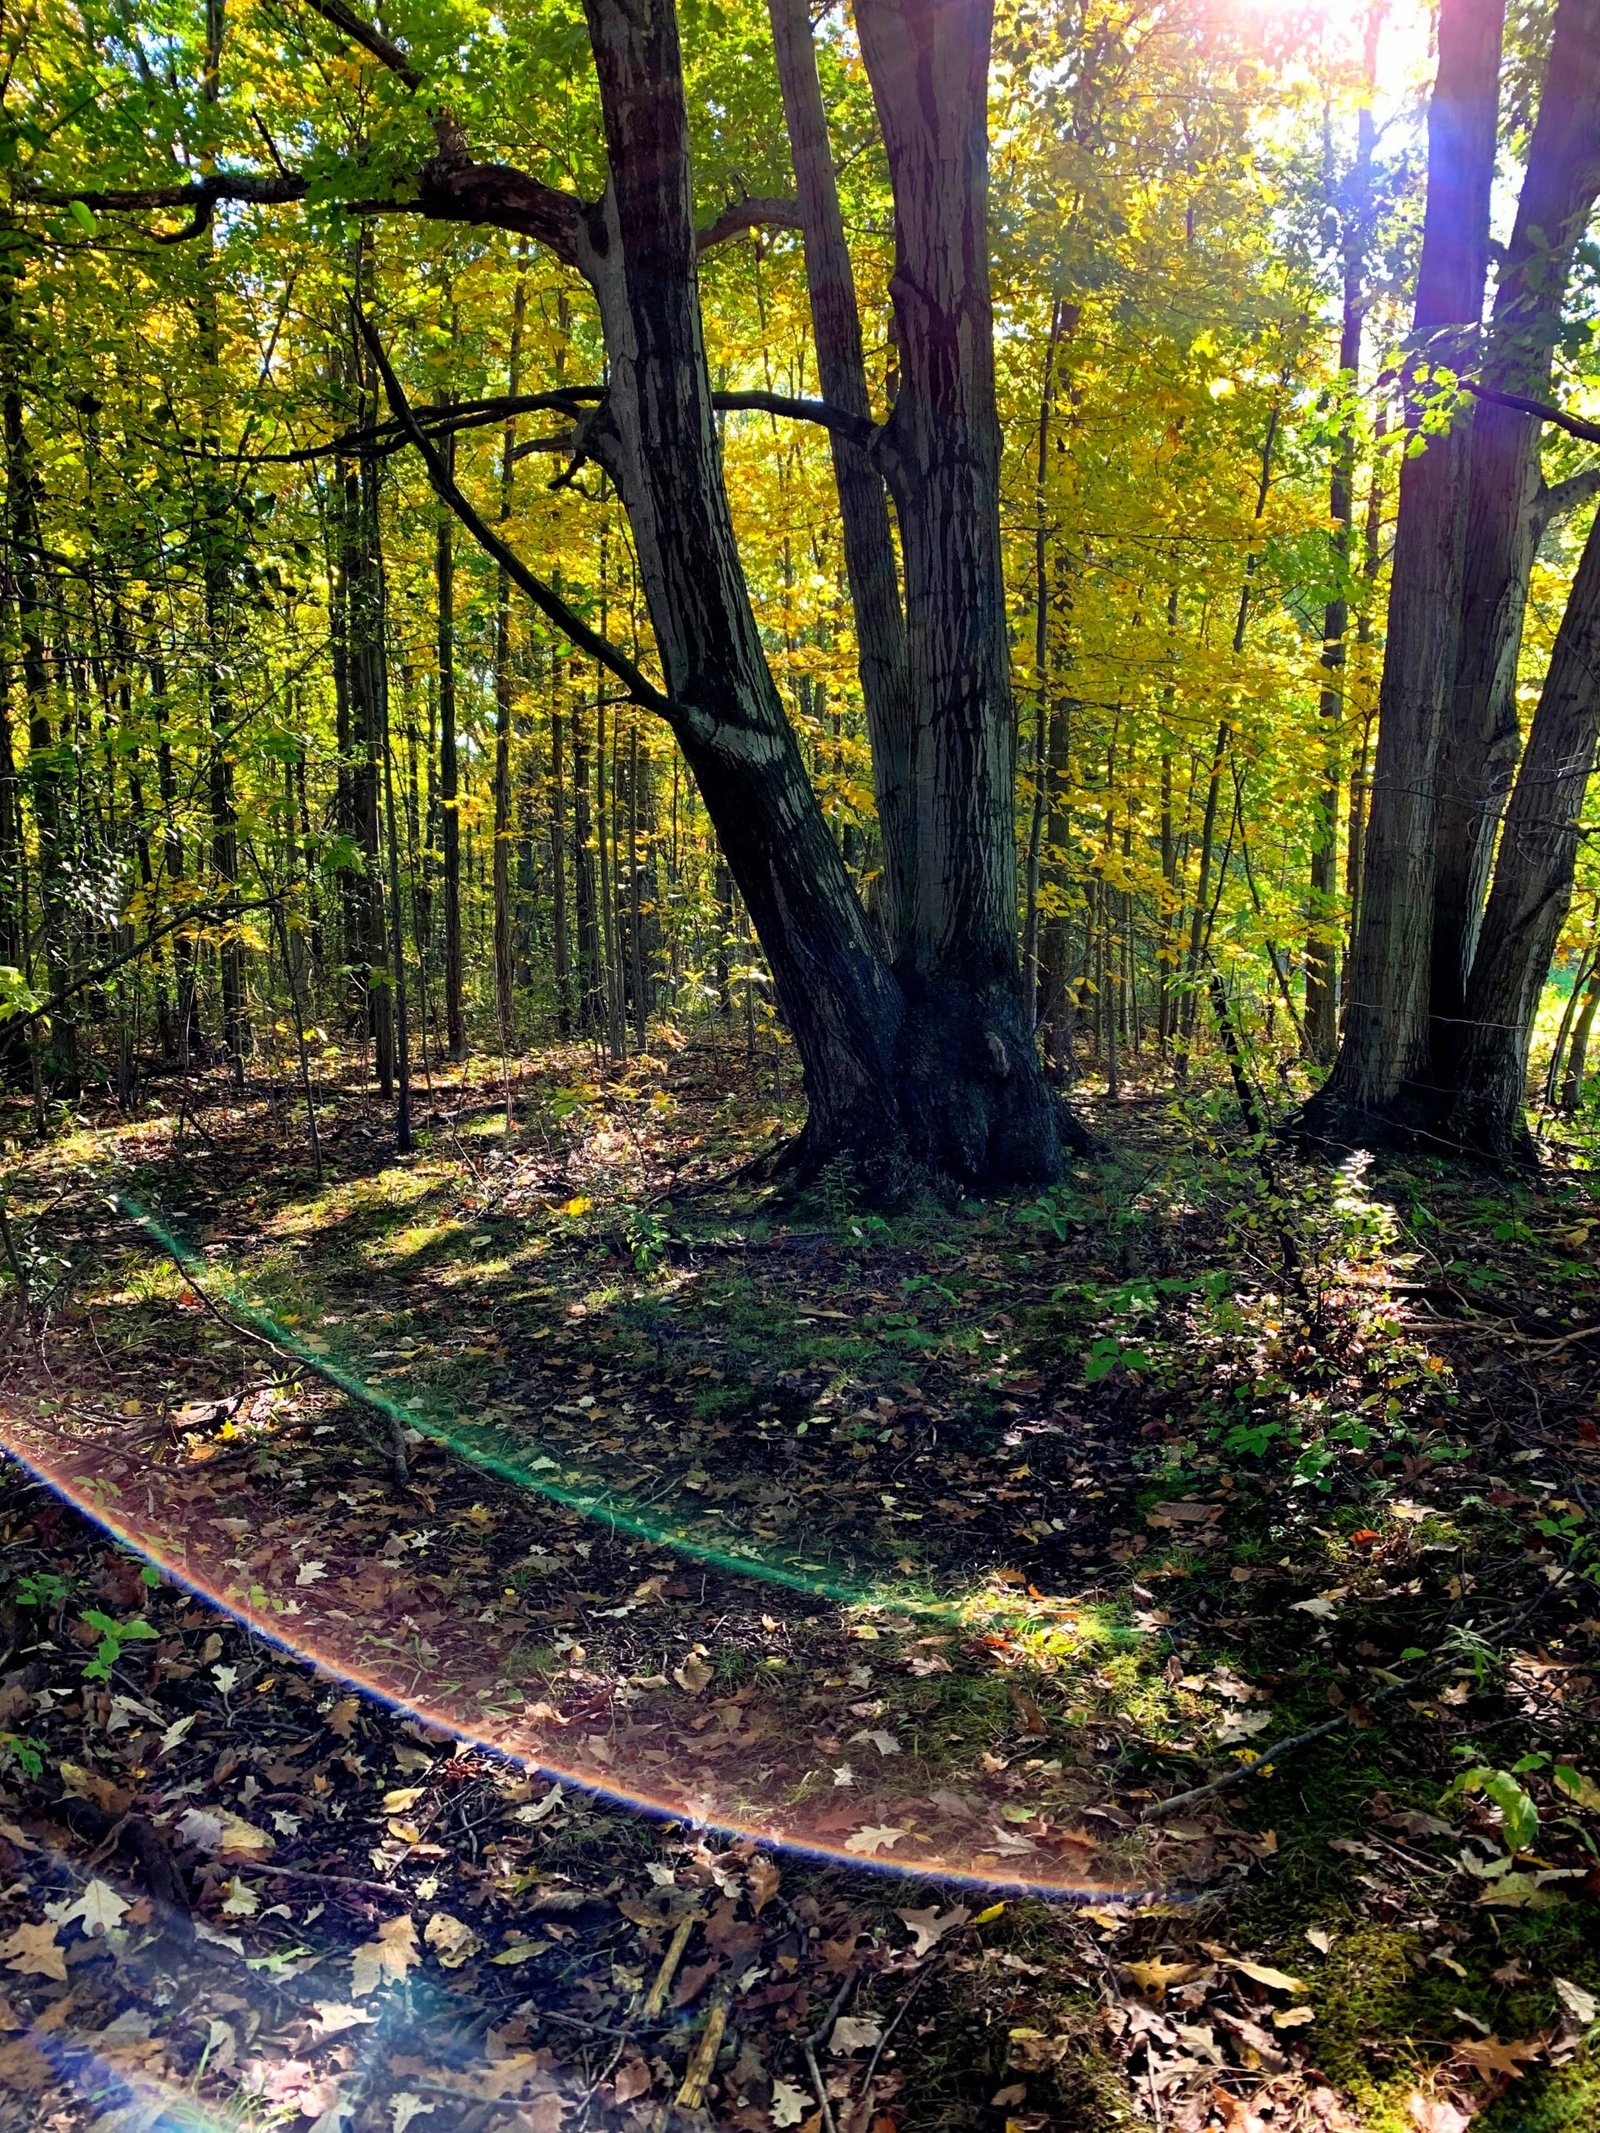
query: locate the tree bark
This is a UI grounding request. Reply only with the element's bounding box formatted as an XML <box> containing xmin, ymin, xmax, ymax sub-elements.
<box><xmin>1304</xmin><ymin>0</ymin><xmax>1504</xmax><ymax>1139</ymax></box>
<box><xmin>853</xmin><ymin>0</ymin><xmax>1075</xmax><ymax>1177</ymax></box>
<box><xmin>1431</xmin><ymin>0</ymin><xmax>1600</xmax><ymax>1055</ymax></box>
<box><xmin>492</xmin><ymin>274</ymin><xmax>526</xmax><ymax>1062</ymax></box>
<box><xmin>767</xmin><ymin>0</ymin><xmax>915</xmax><ymax>950</ymax></box>
<box><xmin>436</xmin><ymin>417</ymin><xmax>466</xmax><ymax>1061</ymax></box>
<box><xmin>1305</xmin><ymin>12</ymin><xmax>1378</xmax><ymax>1064</ymax></box>
<box><xmin>1445</xmin><ymin>499</ymin><xmax>1600</xmax><ymax>1156</ymax></box>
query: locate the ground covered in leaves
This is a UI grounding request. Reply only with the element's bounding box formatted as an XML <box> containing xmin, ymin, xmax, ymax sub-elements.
<box><xmin>1</xmin><ymin>1042</ymin><xmax>1599</xmax><ymax>2133</ymax></box>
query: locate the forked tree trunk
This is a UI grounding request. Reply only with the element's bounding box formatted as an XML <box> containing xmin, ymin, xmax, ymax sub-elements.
<box><xmin>854</xmin><ymin>0</ymin><xmax>1074</xmax><ymax>1178</ymax></box>
<box><xmin>767</xmin><ymin>0</ymin><xmax>915</xmax><ymax>949</ymax></box>
<box><xmin>1445</xmin><ymin>502</ymin><xmax>1600</xmax><ymax>1156</ymax></box>
<box><xmin>579</xmin><ymin>0</ymin><xmax>909</xmax><ymax>1172</ymax></box>
<box><xmin>1302</xmin><ymin>0</ymin><xmax>1504</xmax><ymax>1140</ymax></box>
<box><xmin>1431</xmin><ymin>0</ymin><xmax>1600</xmax><ymax>1058</ymax></box>
<box><xmin>566</xmin><ymin>0</ymin><xmax>1073</xmax><ymax>1185</ymax></box>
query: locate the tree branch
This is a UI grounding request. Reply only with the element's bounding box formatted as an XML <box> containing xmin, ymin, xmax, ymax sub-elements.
<box><xmin>353</xmin><ymin>305</ymin><xmax>695</xmax><ymax>734</ymax></box>
<box><xmin>696</xmin><ymin>195</ymin><xmax>803</xmax><ymax>251</ymax></box>
<box><xmin>1466</xmin><ymin>379</ymin><xmax>1600</xmax><ymax>449</ymax></box>
<box><xmin>713</xmin><ymin>389</ymin><xmax>882</xmax><ymax>455</ymax></box>
<box><xmin>1535</xmin><ymin>462</ymin><xmax>1600</xmax><ymax>540</ymax></box>
<box><xmin>250</xmin><ymin>387</ymin><xmax>604</xmax><ymax>464</ymax></box>
<box><xmin>299</xmin><ymin>0</ymin><xmax>423</xmax><ymax>88</ymax></box>
<box><xmin>35</xmin><ymin>171</ymin><xmax>307</xmax><ymax>243</ymax></box>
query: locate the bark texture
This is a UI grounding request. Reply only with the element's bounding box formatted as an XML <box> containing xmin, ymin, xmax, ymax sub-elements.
<box><xmin>1446</xmin><ymin>501</ymin><xmax>1600</xmax><ymax>1155</ymax></box>
<box><xmin>1431</xmin><ymin>0</ymin><xmax>1600</xmax><ymax>1051</ymax></box>
<box><xmin>767</xmin><ymin>0</ymin><xmax>915</xmax><ymax>949</ymax></box>
<box><xmin>1304</xmin><ymin>0</ymin><xmax>1504</xmax><ymax>1137</ymax></box>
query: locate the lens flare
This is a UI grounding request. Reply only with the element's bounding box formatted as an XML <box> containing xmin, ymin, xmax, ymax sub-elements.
<box><xmin>0</xmin><ymin>1174</ymin><xmax>1210</xmax><ymax>1900</ymax></box>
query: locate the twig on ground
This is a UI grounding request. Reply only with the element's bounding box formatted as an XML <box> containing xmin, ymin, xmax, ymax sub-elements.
<box><xmin>855</xmin><ymin>1962</ymin><xmax>933</xmax><ymax>2117</ymax></box>
<box><xmin>1142</xmin><ymin>1583</ymin><xmax>1565</xmax><ymax>1821</ymax></box>
<box><xmin>675</xmin><ymin>1974</ymin><xmax>734</xmax><ymax>2111</ymax></box>
<box><xmin>642</xmin><ymin>1912</ymin><xmax>698</xmax><ymax>2018</ymax></box>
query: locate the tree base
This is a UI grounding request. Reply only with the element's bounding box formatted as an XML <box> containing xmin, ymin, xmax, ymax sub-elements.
<box><xmin>786</xmin><ymin>976</ymin><xmax>1093</xmax><ymax>1201</ymax></box>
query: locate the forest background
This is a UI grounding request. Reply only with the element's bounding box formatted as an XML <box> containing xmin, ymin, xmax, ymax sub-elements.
<box><xmin>7</xmin><ymin>0</ymin><xmax>1598</xmax><ymax>1149</ymax></box>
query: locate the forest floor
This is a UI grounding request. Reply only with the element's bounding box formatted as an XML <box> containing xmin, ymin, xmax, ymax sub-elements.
<box><xmin>0</xmin><ymin>1039</ymin><xmax>1598</xmax><ymax>2133</ymax></box>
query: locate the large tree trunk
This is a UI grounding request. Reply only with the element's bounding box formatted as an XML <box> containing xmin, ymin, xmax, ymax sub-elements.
<box><xmin>1431</xmin><ymin>0</ymin><xmax>1600</xmax><ymax>1058</ymax></box>
<box><xmin>767</xmin><ymin>0</ymin><xmax>915</xmax><ymax>949</ymax></box>
<box><xmin>579</xmin><ymin>0</ymin><xmax>911</xmax><ymax>1175</ymax></box>
<box><xmin>854</xmin><ymin>0</ymin><xmax>1073</xmax><ymax>1178</ymax></box>
<box><xmin>1303</xmin><ymin>0</ymin><xmax>1504</xmax><ymax>1139</ymax></box>
<box><xmin>1445</xmin><ymin>500</ymin><xmax>1600</xmax><ymax>1155</ymax></box>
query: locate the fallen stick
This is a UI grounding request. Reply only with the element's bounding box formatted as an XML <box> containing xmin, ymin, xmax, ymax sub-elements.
<box><xmin>1142</xmin><ymin>1583</ymin><xmax>1563</xmax><ymax>1822</ymax></box>
<box><xmin>675</xmin><ymin>1974</ymin><xmax>734</xmax><ymax>2111</ymax></box>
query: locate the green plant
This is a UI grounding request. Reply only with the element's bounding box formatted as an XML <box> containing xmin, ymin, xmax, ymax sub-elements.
<box><xmin>79</xmin><ymin>1610</ymin><xmax>160</xmax><ymax>1683</ymax></box>
<box><xmin>1449</xmin><ymin>1760</ymin><xmax>1540</xmax><ymax>1854</ymax></box>
<box><xmin>15</xmin><ymin>1571</ymin><xmax>72</xmax><ymax>1609</ymax></box>
<box><xmin>622</xmin><ymin>1204</ymin><xmax>671</xmax><ymax>1274</ymax></box>
<box><xmin>0</xmin><ymin>1732</ymin><xmax>45</xmax><ymax>1779</ymax></box>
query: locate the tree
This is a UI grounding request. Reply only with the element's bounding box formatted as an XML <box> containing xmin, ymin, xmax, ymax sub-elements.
<box><xmin>1302</xmin><ymin>0</ymin><xmax>1506</xmax><ymax>1140</ymax></box>
<box><xmin>81</xmin><ymin>0</ymin><xmax>1080</xmax><ymax>1187</ymax></box>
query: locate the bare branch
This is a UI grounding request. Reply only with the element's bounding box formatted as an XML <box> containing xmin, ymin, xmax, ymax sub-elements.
<box><xmin>713</xmin><ymin>388</ymin><xmax>882</xmax><ymax>456</ymax></box>
<box><xmin>299</xmin><ymin>0</ymin><xmax>423</xmax><ymax>89</ymax></box>
<box><xmin>1466</xmin><ymin>379</ymin><xmax>1600</xmax><ymax>449</ymax></box>
<box><xmin>354</xmin><ymin>304</ymin><xmax>695</xmax><ymax>733</ymax></box>
<box><xmin>1535</xmin><ymin>462</ymin><xmax>1600</xmax><ymax>540</ymax></box>
<box><xmin>696</xmin><ymin>195</ymin><xmax>803</xmax><ymax>252</ymax></box>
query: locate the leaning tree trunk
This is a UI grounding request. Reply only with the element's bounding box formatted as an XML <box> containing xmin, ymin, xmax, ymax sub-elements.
<box><xmin>1430</xmin><ymin>0</ymin><xmax>1600</xmax><ymax>1063</ymax></box>
<box><xmin>1445</xmin><ymin>499</ymin><xmax>1600</xmax><ymax>1156</ymax></box>
<box><xmin>1302</xmin><ymin>0</ymin><xmax>1505</xmax><ymax>1141</ymax></box>
<box><xmin>854</xmin><ymin>0</ymin><xmax>1076</xmax><ymax>1179</ymax></box>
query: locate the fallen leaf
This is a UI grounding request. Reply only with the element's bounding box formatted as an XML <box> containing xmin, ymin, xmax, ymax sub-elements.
<box><xmin>391</xmin><ymin>2098</ymin><xmax>434</xmax><ymax>2133</ymax></box>
<box><xmin>310</xmin><ymin>2003</ymin><xmax>378</xmax><ymax>2039</ymax></box>
<box><xmin>748</xmin><ymin>1856</ymin><xmax>780</xmax><ymax>1915</ymax></box>
<box><xmin>673</xmin><ymin>1653</ymin><xmax>713</xmax><ymax>1696</ymax></box>
<box><xmin>1555</xmin><ymin>1978</ymin><xmax>1596</xmax><ymax>2027</ymax></box>
<box><xmin>1452</xmin><ymin>2035</ymin><xmax>1544</xmax><ymax>2083</ymax></box>
<box><xmin>830</xmin><ymin>2016</ymin><xmax>883</xmax><ymax>2055</ymax></box>
<box><xmin>61</xmin><ymin>1880</ymin><xmax>128</xmax><ymax>1937</ymax></box>
<box><xmin>423</xmin><ymin>1913</ymin><xmax>480</xmax><ymax>1968</ymax></box>
<box><xmin>771</xmin><ymin>2081</ymin><xmax>809</xmax><ymax>2128</ymax></box>
<box><xmin>844</xmin><ymin>1825</ymin><xmax>907</xmax><ymax>1856</ymax></box>
<box><xmin>350</xmin><ymin>1914</ymin><xmax>421</xmax><ymax>1997</ymax></box>
<box><xmin>1226</xmin><ymin>1958</ymin><xmax>1308</xmax><ymax>1995</ymax></box>
<box><xmin>1273</xmin><ymin>2006</ymin><xmax>1316</xmax><ymax>2029</ymax></box>
<box><xmin>1305</xmin><ymin>1928</ymin><xmax>1334</xmax><ymax>1955</ymax></box>
<box><xmin>1408</xmin><ymin>2095</ymin><xmax>1470</xmax><ymax>2133</ymax></box>
<box><xmin>896</xmin><ymin>1904</ymin><xmax>969</xmax><ymax>1957</ymax></box>
<box><xmin>0</xmin><ymin>1923</ymin><xmax>65</xmax><ymax>1982</ymax></box>
<box><xmin>1123</xmin><ymin>1957</ymin><xmax>1202</xmax><ymax>1997</ymax></box>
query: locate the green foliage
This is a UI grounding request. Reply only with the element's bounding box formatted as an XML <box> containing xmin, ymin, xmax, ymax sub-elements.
<box><xmin>78</xmin><ymin>1609</ymin><xmax>160</xmax><ymax>1684</ymax></box>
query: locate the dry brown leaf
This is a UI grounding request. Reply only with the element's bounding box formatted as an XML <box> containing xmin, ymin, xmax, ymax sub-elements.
<box><xmin>351</xmin><ymin>1913</ymin><xmax>421</xmax><ymax>1997</ymax></box>
<box><xmin>0</xmin><ymin>1923</ymin><xmax>66</xmax><ymax>1983</ymax></box>
<box><xmin>1452</xmin><ymin>2035</ymin><xmax>1544</xmax><ymax>2083</ymax></box>
<box><xmin>896</xmin><ymin>1904</ymin><xmax>969</xmax><ymax>1958</ymax></box>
